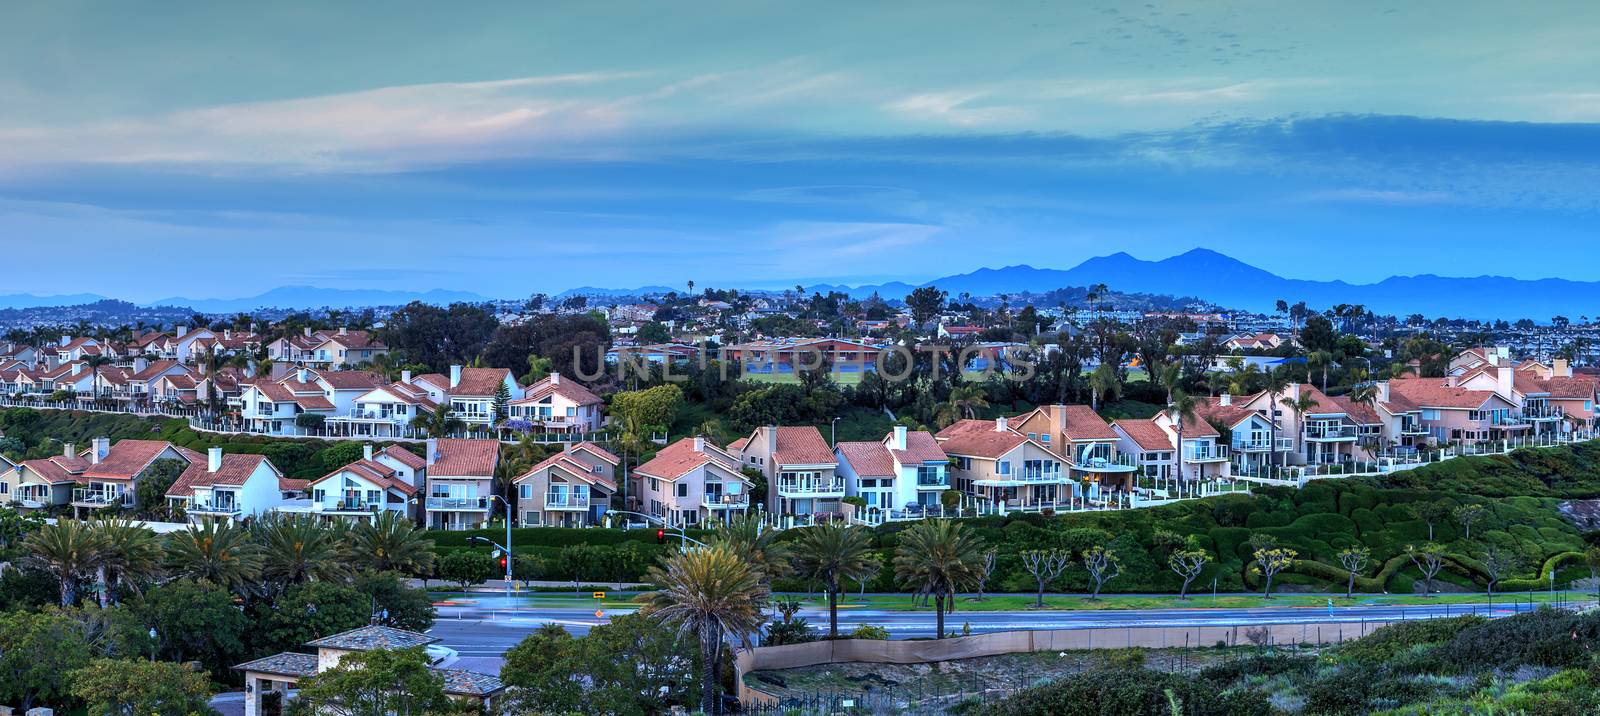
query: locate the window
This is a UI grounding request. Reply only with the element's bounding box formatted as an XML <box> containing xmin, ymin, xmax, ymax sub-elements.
<box><xmin>1041</xmin><ymin>434</ymin><xmax>1051</xmax><ymax>443</ymax></box>
<box><xmin>1027</xmin><ymin>432</ymin><xmax>1037</xmax><ymax>440</ymax></box>
<box><xmin>1422</xmin><ymin>409</ymin><xmax>1441</xmax><ymax>421</ymax></box>
<box><xmin>0</xmin><ymin>482</ymin><xmax>7</xmax><ymax>494</ymax></box>
<box><xmin>518</xmin><ymin>484</ymin><xmax>533</xmax><ymax>499</ymax></box>
<box><xmin>996</xmin><ymin>460</ymin><xmax>1011</xmax><ymax>475</ymax></box>
<box><xmin>676</xmin><ymin>483</ymin><xmax>689</xmax><ymax>497</ymax></box>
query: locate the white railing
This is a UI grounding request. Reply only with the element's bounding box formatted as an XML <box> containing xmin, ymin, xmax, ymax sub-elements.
<box><xmin>1183</xmin><ymin>444</ymin><xmax>1230</xmax><ymax>461</ymax></box>
<box><xmin>72</xmin><ymin>487</ymin><xmax>132</xmax><ymax>507</ymax></box>
<box><xmin>188</xmin><ymin>500</ymin><xmax>241</xmax><ymax>515</ymax></box>
<box><xmin>1232</xmin><ymin>435</ymin><xmax>1295</xmax><ymax>452</ymax></box>
<box><xmin>775</xmin><ymin>478</ymin><xmax>845</xmax><ymax>495</ymax></box>
<box><xmin>544</xmin><ymin>493</ymin><xmax>591</xmax><ymax>509</ymax></box>
<box><xmin>1304</xmin><ymin>424</ymin><xmax>1358</xmax><ymax>440</ymax></box>
<box><xmin>703</xmin><ymin>493</ymin><xmax>749</xmax><ymax>508</ymax></box>
<box><xmin>1072</xmin><ymin>452</ymin><xmax>1138</xmax><ymax>471</ymax></box>
<box><xmin>427</xmin><ymin>496</ymin><xmax>490</xmax><ymax>511</ymax></box>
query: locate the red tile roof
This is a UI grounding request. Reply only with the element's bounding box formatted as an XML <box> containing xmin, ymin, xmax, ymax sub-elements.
<box><xmin>166</xmin><ymin>454</ymin><xmax>276</xmax><ymax>497</ymax></box>
<box><xmin>768</xmin><ymin>426</ymin><xmax>837</xmax><ymax>466</ymax></box>
<box><xmin>429</xmin><ymin>438</ymin><xmax>499</xmax><ymax>476</ymax></box>
<box><xmin>570</xmin><ymin>441</ymin><xmax>621</xmax><ymax>465</ymax></box>
<box><xmin>377</xmin><ymin>445</ymin><xmax>427</xmax><ymax>470</ymax></box>
<box><xmin>447</xmin><ymin>368</ymin><xmax>513</xmax><ymax>398</ymax></box>
<box><xmin>1192</xmin><ymin>397</ymin><xmax>1259</xmax><ymax>429</ymax></box>
<box><xmin>1055</xmin><ymin>405</ymin><xmax>1119</xmax><ymax>441</ymax></box>
<box><xmin>935</xmin><ymin>419</ymin><xmax>1027</xmax><ymax>458</ymax></box>
<box><xmin>311</xmin><ymin>369</ymin><xmax>386</xmax><ymax>391</ymax></box>
<box><xmin>635</xmin><ymin>438</ymin><xmax>742</xmax><ymax>481</ymax></box>
<box><xmin>515</xmin><ymin>451</ymin><xmax>617</xmax><ymax>491</ymax></box>
<box><xmin>1114</xmin><ymin>419</ymin><xmax>1174</xmax><ymax>452</ymax></box>
<box><xmin>889</xmin><ymin>430</ymin><xmax>947</xmax><ymax>464</ymax></box>
<box><xmin>82</xmin><ymin>440</ymin><xmax>186</xmax><ymax>481</ymax></box>
<box><xmin>314</xmin><ymin>458</ymin><xmax>417</xmax><ymax>496</ymax></box>
<box><xmin>1387</xmin><ymin>378</ymin><xmax>1500</xmax><ymax>410</ymax></box>
<box><xmin>21</xmin><ymin>455</ymin><xmax>88</xmax><ymax>484</ymax></box>
<box><xmin>835</xmin><ymin>441</ymin><xmax>897</xmax><ymax>477</ymax></box>
<box><xmin>515</xmin><ymin>373</ymin><xmax>602</xmax><ymax>406</ymax></box>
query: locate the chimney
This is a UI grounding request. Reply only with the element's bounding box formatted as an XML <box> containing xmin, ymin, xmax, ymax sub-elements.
<box><xmin>449</xmin><ymin>365</ymin><xmax>462</xmax><ymax>388</ymax></box>
<box><xmin>1377</xmin><ymin>380</ymin><xmax>1391</xmax><ymax>404</ymax></box>
<box><xmin>224</xmin><ymin>329</ymin><xmax>232</xmax><ymax>340</ymax></box>
<box><xmin>693</xmin><ymin>436</ymin><xmax>705</xmax><ymax>453</ymax></box>
<box><xmin>1554</xmin><ymin>358</ymin><xmax>1571</xmax><ymax>378</ymax></box>
<box><xmin>176</xmin><ymin>326</ymin><xmax>187</xmax><ymax>338</ymax></box>
<box><xmin>1220</xmin><ymin>393</ymin><xmax>1233</xmax><ymax>406</ymax></box>
<box><xmin>339</xmin><ymin>327</ymin><xmax>348</xmax><ymax>336</ymax></box>
<box><xmin>425</xmin><ymin>438</ymin><xmax>439</xmax><ymax>467</ymax></box>
<box><xmin>133</xmin><ymin>356</ymin><xmax>148</xmax><ymax>373</ymax></box>
<box><xmin>550</xmin><ymin>372</ymin><xmax>561</xmax><ymax>386</ymax></box>
<box><xmin>1496</xmin><ymin>360</ymin><xmax>1513</xmax><ymax>401</ymax></box>
<box><xmin>92</xmin><ymin>437</ymin><xmax>109</xmax><ymax>464</ymax></box>
<box><xmin>995</xmin><ymin>416</ymin><xmax>1009</xmax><ymax>432</ymax></box>
<box><xmin>765</xmin><ymin>426</ymin><xmax>778</xmax><ymax>456</ymax></box>
<box><xmin>363</xmin><ymin>444</ymin><xmax>374</xmax><ymax>461</ymax></box>
<box><xmin>63</xmin><ymin>442</ymin><xmax>75</xmax><ymax>458</ymax></box>
<box><xmin>58</xmin><ymin>336</ymin><xmax>70</xmax><ymax>347</ymax></box>
<box><xmin>208</xmin><ymin>447</ymin><xmax>223</xmax><ymax>473</ymax></box>
<box><xmin>297</xmin><ymin>367</ymin><xmax>310</xmax><ymax>384</ymax></box>
<box><xmin>303</xmin><ymin>326</ymin><xmax>312</xmax><ymax>337</ymax></box>
<box><xmin>893</xmin><ymin>425</ymin><xmax>908</xmax><ymax>450</ymax></box>
<box><xmin>71</xmin><ymin>362</ymin><xmax>83</xmax><ymax>376</ymax></box>
<box><xmin>401</xmin><ymin>369</ymin><xmax>412</xmax><ymax>384</ymax></box>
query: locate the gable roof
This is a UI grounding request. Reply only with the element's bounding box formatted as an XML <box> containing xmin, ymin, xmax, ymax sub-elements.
<box><xmin>82</xmin><ymin>440</ymin><xmax>186</xmax><ymax>480</ymax></box>
<box><xmin>1114</xmin><ymin>419</ymin><xmax>1174</xmax><ymax>452</ymax></box>
<box><xmin>1388</xmin><ymin>378</ymin><xmax>1502</xmax><ymax>410</ymax></box>
<box><xmin>515</xmin><ymin>450</ymin><xmax>617</xmax><ymax>491</ymax></box>
<box><xmin>835</xmin><ymin>441</ymin><xmax>897</xmax><ymax>477</ymax></box>
<box><xmin>377</xmin><ymin>445</ymin><xmax>427</xmax><ymax>470</ymax></box>
<box><xmin>570</xmin><ymin>441</ymin><xmax>621</xmax><ymax>465</ymax></box>
<box><xmin>313</xmin><ymin>458</ymin><xmax>417</xmax><ymax>496</ymax></box>
<box><xmin>429</xmin><ymin>438</ymin><xmax>499</xmax><ymax>476</ymax></box>
<box><xmin>516</xmin><ymin>373</ymin><xmax>602</xmax><ymax>406</ymax></box>
<box><xmin>166</xmin><ymin>454</ymin><xmax>278</xmax><ymax>497</ymax></box>
<box><xmin>306</xmin><ymin>625</ymin><xmax>436</xmax><ymax>651</ymax></box>
<box><xmin>635</xmin><ymin>438</ymin><xmax>743</xmax><ymax>481</ymax></box>
<box><xmin>889</xmin><ymin>430</ymin><xmax>947</xmax><ymax>464</ymax></box>
<box><xmin>764</xmin><ymin>426</ymin><xmax>837</xmax><ymax>466</ymax></box>
<box><xmin>446</xmin><ymin>368</ymin><xmax>513</xmax><ymax>397</ymax></box>
<box><xmin>935</xmin><ymin>419</ymin><xmax>1028</xmax><ymax>458</ymax></box>
<box><xmin>1192</xmin><ymin>397</ymin><xmax>1261</xmax><ymax>430</ymax></box>
<box><xmin>1055</xmin><ymin>405</ymin><xmax>1119</xmax><ymax>441</ymax></box>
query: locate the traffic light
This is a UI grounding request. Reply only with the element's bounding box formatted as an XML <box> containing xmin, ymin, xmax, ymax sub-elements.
<box><xmin>656</xmin><ymin>529</ymin><xmax>666</xmax><ymax>544</ymax></box>
<box><xmin>498</xmin><ymin>557</ymin><xmax>508</xmax><ymax>570</ymax></box>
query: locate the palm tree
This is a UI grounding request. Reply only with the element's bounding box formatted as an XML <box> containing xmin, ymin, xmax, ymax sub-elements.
<box><xmin>936</xmin><ymin>384</ymin><xmax>989</xmax><ymax>426</ymax></box>
<box><xmin>1155</xmin><ymin>361</ymin><xmax>1181</xmax><ymax>405</ymax></box>
<box><xmin>1169</xmin><ymin>390</ymin><xmax>1198</xmax><ymax>492</ymax></box>
<box><xmin>709</xmin><ymin>514</ymin><xmax>791</xmax><ymax>583</ymax></box>
<box><xmin>413</xmin><ymin>404</ymin><xmax>466</xmax><ymax>438</ymax></box>
<box><xmin>83</xmin><ymin>354</ymin><xmax>116</xmax><ymax>404</ymax></box>
<box><xmin>1280</xmin><ymin>388</ymin><xmax>1322</xmax><ymax>464</ymax></box>
<box><xmin>1307</xmin><ymin>350</ymin><xmax>1335</xmax><ymax>392</ymax></box>
<box><xmin>1262</xmin><ymin>372</ymin><xmax>1291</xmax><ymax>470</ymax></box>
<box><xmin>164</xmin><ymin>521</ymin><xmax>261</xmax><ymax>592</ymax></box>
<box><xmin>892</xmin><ymin>520</ymin><xmax>987</xmax><ymax>639</ymax></box>
<box><xmin>646</xmin><ymin>544</ymin><xmax>768</xmax><ymax>713</ymax></box>
<box><xmin>790</xmin><ymin>523</ymin><xmax>876</xmax><ymax>638</ymax></box>
<box><xmin>254</xmin><ymin>513</ymin><xmax>349</xmax><ymax>588</ymax></box>
<box><xmin>87</xmin><ymin>518</ymin><xmax>162</xmax><ymax>606</ymax></box>
<box><xmin>24</xmin><ymin>520</ymin><xmax>105</xmax><ymax>606</ymax></box>
<box><xmin>347</xmin><ymin>511</ymin><xmax>436</xmax><ymax>574</ymax></box>
<box><xmin>1089</xmin><ymin>362</ymin><xmax>1121</xmax><ymax>411</ymax></box>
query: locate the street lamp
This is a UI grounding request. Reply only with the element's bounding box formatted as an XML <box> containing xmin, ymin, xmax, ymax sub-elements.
<box><xmin>471</xmin><ymin>494</ymin><xmax>515</xmax><ymax>598</ymax></box>
<box><xmin>830</xmin><ymin>416</ymin><xmax>842</xmax><ymax>447</ymax></box>
<box><xmin>148</xmin><ymin>627</ymin><xmax>157</xmax><ymax>662</ymax></box>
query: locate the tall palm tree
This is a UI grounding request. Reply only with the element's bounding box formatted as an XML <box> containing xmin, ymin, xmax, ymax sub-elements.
<box><xmin>1155</xmin><ymin>361</ymin><xmax>1182</xmax><ymax>405</ymax></box>
<box><xmin>1307</xmin><ymin>350</ymin><xmax>1335</xmax><ymax>392</ymax></box>
<box><xmin>1089</xmin><ymin>362</ymin><xmax>1121</xmax><ymax>411</ymax></box>
<box><xmin>254</xmin><ymin>513</ymin><xmax>349</xmax><ymax>588</ymax></box>
<box><xmin>164</xmin><ymin>521</ymin><xmax>261</xmax><ymax>592</ymax></box>
<box><xmin>83</xmin><ymin>354</ymin><xmax>116</xmax><ymax>404</ymax></box>
<box><xmin>790</xmin><ymin>523</ymin><xmax>876</xmax><ymax>638</ymax></box>
<box><xmin>347</xmin><ymin>511</ymin><xmax>436</xmax><ymax>575</ymax></box>
<box><xmin>645</xmin><ymin>544</ymin><xmax>769</xmax><ymax>714</ymax></box>
<box><xmin>1168</xmin><ymin>389</ymin><xmax>1200</xmax><ymax>491</ymax></box>
<box><xmin>709</xmin><ymin>514</ymin><xmax>791</xmax><ymax>583</ymax></box>
<box><xmin>88</xmin><ymin>518</ymin><xmax>162</xmax><ymax>606</ymax></box>
<box><xmin>892</xmin><ymin>520</ymin><xmax>986</xmax><ymax>639</ymax></box>
<box><xmin>1281</xmin><ymin>388</ymin><xmax>1322</xmax><ymax>465</ymax></box>
<box><xmin>1262</xmin><ymin>372</ymin><xmax>1291</xmax><ymax>470</ymax></box>
<box><xmin>24</xmin><ymin>520</ymin><xmax>105</xmax><ymax>606</ymax></box>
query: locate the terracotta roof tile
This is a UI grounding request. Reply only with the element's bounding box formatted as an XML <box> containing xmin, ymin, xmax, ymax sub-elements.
<box><xmin>635</xmin><ymin>438</ymin><xmax>742</xmax><ymax>481</ymax></box>
<box><xmin>935</xmin><ymin>419</ymin><xmax>1027</xmax><ymax>458</ymax></box>
<box><xmin>889</xmin><ymin>430</ymin><xmax>947</xmax><ymax>464</ymax></box>
<box><xmin>166</xmin><ymin>454</ymin><xmax>275</xmax><ymax>497</ymax></box>
<box><xmin>835</xmin><ymin>441</ymin><xmax>896</xmax><ymax>477</ymax></box>
<box><xmin>1114</xmin><ymin>419</ymin><xmax>1174</xmax><ymax>452</ymax></box>
<box><xmin>1388</xmin><ymin>378</ymin><xmax>1501</xmax><ymax>410</ymax></box>
<box><xmin>82</xmin><ymin>440</ymin><xmax>185</xmax><ymax>480</ymax></box>
<box><xmin>769</xmin><ymin>426</ymin><xmax>836</xmax><ymax>466</ymax></box>
<box><xmin>429</xmin><ymin>438</ymin><xmax>499</xmax><ymax>476</ymax></box>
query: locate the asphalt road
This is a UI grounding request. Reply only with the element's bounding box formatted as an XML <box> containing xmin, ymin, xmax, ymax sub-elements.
<box><xmin>423</xmin><ymin>594</ymin><xmax>1556</xmax><ymax>672</ymax></box>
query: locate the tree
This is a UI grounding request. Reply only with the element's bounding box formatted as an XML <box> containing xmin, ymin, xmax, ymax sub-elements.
<box><xmin>492</xmin><ymin>379</ymin><xmax>512</xmax><ymax>424</ymax></box>
<box><xmin>382</xmin><ymin>301</ymin><xmax>499</xmax><ymax>372</ymax></box>
<box><xmin>975</xmin><ymin>550</ymin><xmax>997</xmax><ymax>602</ymax></box>
<box><xmin>23</xmin><ymin>519</ymin><xmax>104</xmax><ymax>606</ymax></box>
<box><xmin>1262</xmin><ymin>372</ymin><xmax>1291</xmax><ymax>469</ymax></box>
<box><xmin>164</xmin><ymin>521</ymin><xmax>261</xmax><ymax>592</ymax></box>
<box><xmin>1168</xmin><ymin>389</ymin><xmax>1197</xmax><ymax>487</ymax></box>
<box><xmin>609</xmin><ymin>384</ymin><xmax>684</xmax><ymax>433</ymax></box>
<box><xmin>1482</xmin><ymin>548</ymin><xmax>1520</xmax><ymax>598</ymax></box>
<box><xmin>1299</xmin><ymin>315</ymin><xmax>1337</xmax><ymax>353</ymax></box>
<box><xmin>1252</xmin><ymin>545</ymin><xmax>1297</xmax><ymax>599</ymax></box>
<box><xmin>708</xmin><ymin>513</ymin><xmax>792</xmax><ymax>583</ymax></box>
<box><xmin>68</xmin><ymin>658</ymin><xmax>214</xmax><ymax>716</ymax></box>
<box><xmin>636</xmin><ymin>321</ymin><xmax>671</xmax><ymax>344</ymax></box>
<box><xmin>501</xmin><ymin>614</ymin><xmax>698</xmax><ymax>715</ymax></box>
<box><xmin>936</xmin><ymin>383</ymin><xmax>990</xmax><ymax>426</ymax></box>
<box><xmin>292</xmin><ymin>647</ymin><xmax>449</xmax><ymax>716</ymax></box>
<box><xmin>1414</xmin><ymin>500</ymin><xmax>1453</xmax><ymax>541</ymax></box>
<box><xmin>1454</xmin><ymin>503</ymin><xmax>1487</xmax><ymax>540</ymax></box>
<box><xmin>1406</xmin><ymin>543</ymin><xmax>1445</xmax><ymax>596</ymax></box>
<box><xmin>254</xmin><ymin>581</ymin><xmax>373</xmax><ymax>656</ymax></box>
<box><xmin>893</xmin><ymin>520</ymin><xmax>987</xmax><ymax>639</ymax></box>
<box><xmin>255</xmin><ymin>513</ymin><xmax>349</xmax><ymax>589</ymax></box>
<box><xmin>1336</xmin><ymin>546</ymin><xmax>1370</xmax><ymax>599</ymax></box>
<box><xmin>135</xmin><ymin>579</ymin><xmax>248</xmax><ymax>677</ymax></box>
<box><xmin>86</xmin><ymin>518</ymin><xmax>161</xmax><ymax>606</ymax></box>
<box><xmin>791</xmin><ymin>523</ymin><xmax>877</xmax><ymax>638</ymax></box>
<box><xmin>1167</xmin><ymin>548</ymin><xmax>1210</xmax><ymax>600</ymax></box>
<box><xmin>353</xmin><ymin>571</ymin><xmax>437</xmax><ymax>632</ymax></box>
<box><xmin>1082</xmin><ymin>545</ymin><xmax>1122</xmax><ymax>601</ymax></box>
<box><xmin>0</xmin><ymin>610</ymin><xmax>92</xmax><ymax>710</ymax></box>
<box><xmin>133</xmin><ymin>458</ymin><xmax>188</xmax><ymax>519</ymax></box>
<box><xmin>1088</xmin><ymin>362</ymin><xmax>1121</xmax><ymax>411</ymax></box>
<box><xmin>1019</xmin><ymin>548</ymin><xmax>1071</xmax><ymax>607</ymax></box>
<box><xmin>905</xmin><ymin>286</ymin><xmax>947</xmax><ymax>327</ymax></box>
<box><xmin>646</xmin><ymin>544</ymin><xmax>769</xmax><ymax>713</ymax></box>
<box><xmin>438</xmin><ymin>550</ymin><xmax>496</xmax><ymax>590</ymax></box>
<box><xmin>348</xmin><ymin>511</ymin><xmax>436</xmax><ymax>574</ymax></box>
<box><xmin>500</xmin><ymin>624</ymin><xmax>582</xmax><ymax>713</ymax></box>
<box><xmin>412</xmin><ymin>403</ymin><xmax>465</xmax><ymax>438</ymax></box>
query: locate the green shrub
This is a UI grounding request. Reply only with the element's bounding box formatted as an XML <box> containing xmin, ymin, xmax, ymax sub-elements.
<box><xmin>982</xmin><ymin>667</ymin><xmax>1270</xmax><ymax>716</ymax></box>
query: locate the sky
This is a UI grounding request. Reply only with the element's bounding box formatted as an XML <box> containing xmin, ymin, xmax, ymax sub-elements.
<box><xmin>2</xmin><ymin>1</ymin><xmax>1599</xmax><ymax>302</ymax></box>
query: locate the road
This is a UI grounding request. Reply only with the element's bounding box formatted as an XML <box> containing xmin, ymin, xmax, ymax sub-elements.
<box><xmin>424</xmin><ymin>593</ymin><xmax>1554</xmax><ymax>672</ymax></box>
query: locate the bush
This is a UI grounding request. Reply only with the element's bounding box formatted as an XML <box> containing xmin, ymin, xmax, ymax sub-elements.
<box><xmin>1336</xmin><ymin>615</ymin><xmax>1484</xmax><ymax>666</ymax></box>
<box><xmin>438</xmin><ymin>550</ymin><xmax>497</xmax><ymax>589</ymax></box>
<box><xmin>848</xmin><ymin>624</ymin><xmax>889</xmax><ymax>640</ymax></box>
<box><xmin>1443</xmin><ymin>607</ymin><xmax>1600</xmax><ymax>672</ymax></box>
<box><xmin>983</xmin><ymin>667</ymin><xmax>1270</xmax><ymax>716</ymax></box>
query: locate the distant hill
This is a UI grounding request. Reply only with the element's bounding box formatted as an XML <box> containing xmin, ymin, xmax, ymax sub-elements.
<box><xmin>0</xmin><ymin>292</ymin><xmax>108</xmax><ymax>309</ymax></box>
<box><xmin>144</xmin><ymin>286</ymin><xmax>491</xmax><ymax>313</ymax></box>
<box><xmin>804</xmin><ymin>249</ymin><xmax>1590</xmax><ymax>320</ymax></box>
<box><xmin>556</xmin><ymin>285</ymin><xmax>677</xmax><ymax>299</ymax></box>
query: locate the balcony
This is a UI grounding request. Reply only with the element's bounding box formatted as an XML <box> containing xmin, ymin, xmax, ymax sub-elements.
<box><xmin>1182</xmin><ymin>444</ymin><xmax>1230</xmax><ymax>462</ymax></box>
<box><xmin>978</xmin><ymin>465</ymin><xmax>1065</xmax><ymax>485</ymax></box>
<box><xmin>319</xmin><ymin>499</ymin><xmax>384</xmax><ymax>513</ymax></box>
<box><xmin>544</xmin><ymin>492</ymin><xmax>591</xmax><ymax>510</ymax></box>
<box><xmin>71</xmin><ymin>488</ymin><xmax>133</xmax><ymax>508</ymax></box>
<box><xmin>1304</xmin><ymin>424</ymin><xmax>1358</xmax><ymax>441</ymax></box>
<box><xmin>1232</xmin><ymin>435</ymin><xmax>1295</xmax><ymax>452</ymax></box>
<box><xmin>426</xmin><ymin>496</ymin><xmax>490</xmax><ymax>511</ymax></box>
<box><xmin>1521</xmin><ymin>404</ymin><xmax>1565</xmax><ymax>421</ymax></box>
<box><xmin>187</xmin><ymin>500</ymin><xmax>241</xmax><ymax>516</ymax></box>
<box><xmin>915</xmin><ymin>472</ymin><xmax>950</xmax><ymax>489</ymax></box>
<box><xmin>1072</xmin><ymin>452</ymin><xmax>1138</xmax><ymax>473</ymax></box>
<box><xmin>327</xmin><ymin>409</ymin><xmax>407</xmax><ymax>424</ymax></box>
<box><xmin>1487</xmin><ymin>412</ymin><xmax>1531</xmax><ymax>428</ymax></box>
<box><xmin>1399</xmin><ymin>419</ymin><xmax>1429</xmax><ymax>435</ymax></box>
<box><xmin>775</xmin><ymin>477</ymin><xmax>846</xmax><ymax>497</ymax></box>
<box><xmin>703</xmin><ymin>492</ymin><xmax>749</xmax><ymax>509</ymax></box>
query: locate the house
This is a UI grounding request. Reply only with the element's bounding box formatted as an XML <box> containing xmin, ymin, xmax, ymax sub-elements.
<box><xmin>512</xmin><ymin>442</ymin><xmax>621</xmax><ymax>527</ymax></box>
<box><xmin>188</xmin><ymin>329</ymin><xmax>263</xmax><ymax>359</ymax></box>
<box><xmin>1456</xmin><ymin>358</ymin><xmax>1597</xmax><ymax>436</ymax></box>
<box><xmin>166</xmin><ymin>448</ymin><xmax>305</xmax><ymax>523</ymax></box>
<box><xmin>735</xmin><ymin>425</ymin><xmax>841</xmax><ymax>517</ymax></box>
<box><xmin>265</xmin><ymin>328</ymin><xmax>389</xmax><ymax>369</ymax></box>
<box><xmin>235</xmin><ymin>625</ymin><xmax>503</xmax><ymax>716</ymax></box>
<box><xmin>1388</xmin><ymin>376</ymin><xmax>1527</xmax><ymax>445</ymax></box>
<box><xmin>1224</xmin><ymin>333</ymin><xmax>1287</xmax><ymax>351</ymax></box>
<box><xmin>299</xmin><ymin>445</ymin><xmax>420</xmax><ymax>524</ymax></box>
<box><xmin>326</xmin><ymin>371</ymin><xmax>438</xmax><ymax>438</ymax></box>
<box><xmin>936</xmin><ymin>417</ymin><xmax>1072</xmax><ymax>507</ymax></box>
<box><xmin>96</xmin><ymin>359</ymin><xmax>193</xmax><ymax>404</ymax></box>
<box><xmin>936</xmin><ymin>324</ymin><xmax>983</xmax><ymax>340</ymax></box>
<box><xmin>1518</xmin><ymin>359</ymin><xmax>1599</xmax><ymax>430</ymax></box>
<box><xmin>1230</xmin><ymin>384</ymin><xmax>1379</xmax><ymax>466</ymax></box>
<box><xmin>411</xmin><ymin>366</ymin><xmax>517</xmax><ymax>429</ymax></box>
<box><xmin>834</xmin><ymin>426</ymin><xmax>949</xmax><ymax>518</ymax></box>
<box><xmin>238</xmin><ymin>367</ymin><xmax>386</xmax><ymax>436</ymax></box>
<box><xmin>54</xmin><ymin>438</ymin><xmax>199</xmax><ymax>517</ymax></box>
<box><xmin>1009</xmin><ymin>404</ymin><xmax>1139</xmax><ymax>491</ymax></box>
<box><xmin>36</xmin><ymin>361</ymin><xmax>97</xmax><ymax>396</ymax></box>
<box><xmin>2</xmin><ymin>446</ymin><xmax>89</xmax><ymax>510</ymax></box>
<box><xmin>507</xmin><ymin>372</ymin><xmax>605</xmax><ymax>435</ymax></box>
<box><xmin>1193</xmin><ymin>394</ymin><xmax>1292</xmax><ymax>476</ymax></box>
<box><xmin>720</xmin><ymin>338</ymin><xmax>885</xmax><ymax>374</ymax></box>
<box><xmin>0</xmin><ymin>343</ymin><xmax>39</xmax><ymax>364</ymax></box>
<box><xmin>1149</xmin><ymin>408</ymin><xmax>1232</xmax><ymax>481</ymax></box>
<box><xmin>422</xmin><ymin>438</ymin><xmax>501</xmax><ymax>530</ymax></box>
<box><xmin>634</xmin><ymin>437</ymin><xmax>753</xmax><ymax>527</ymax></box>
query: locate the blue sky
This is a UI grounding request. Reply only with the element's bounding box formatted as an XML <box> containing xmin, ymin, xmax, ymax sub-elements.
<box><xmin>2</xmin><ymin>1</ymin><xmax>1599</xmax><ymax>301</ymax></box>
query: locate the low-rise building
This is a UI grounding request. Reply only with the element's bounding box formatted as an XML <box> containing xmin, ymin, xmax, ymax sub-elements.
<box><xmin>165</xmin><ymin>448</ymin><xmax>305</xmax><ymax>523</ymax></box>
<box><xmin>834</xmin><ymin>425</ymin><xmax>949</xmax><ymax>518</ymax></box>
<box><xmin>512</xmin><ymin>442</ymin><xmax>621</xmax><ymax>527</ymax></box>
<box><xmin>422</xmin><ymin>438</ymin><xmax>500</xmax><ymax>530</ymax></box>
<box><xmin>735</xmin><ymin>425</ymin><xmax>841</xmax><ymax>517</ymax></box>
<box><xmin>634</xmin><ymin>436</ymin><xmax>753</xmax><ymax>527</ymax></box>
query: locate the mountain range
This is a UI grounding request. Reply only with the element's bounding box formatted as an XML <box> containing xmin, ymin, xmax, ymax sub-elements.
<box><xmin>0</xmin><ymin>250</ymin><xmax>1588</xmax><ymax>320</ymax></box>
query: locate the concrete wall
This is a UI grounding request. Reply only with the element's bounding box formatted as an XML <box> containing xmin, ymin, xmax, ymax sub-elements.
<box><xmin>735</xmin><ymin>620</ymin><xmax>1399</xmax><ymax>706</ymax></box>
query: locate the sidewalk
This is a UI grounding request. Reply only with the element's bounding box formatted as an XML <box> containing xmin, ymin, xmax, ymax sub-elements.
<box><xmin>413</xmin><ymin>578</ymin><xmax>649</xmax><ymax>592</ymax></box>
